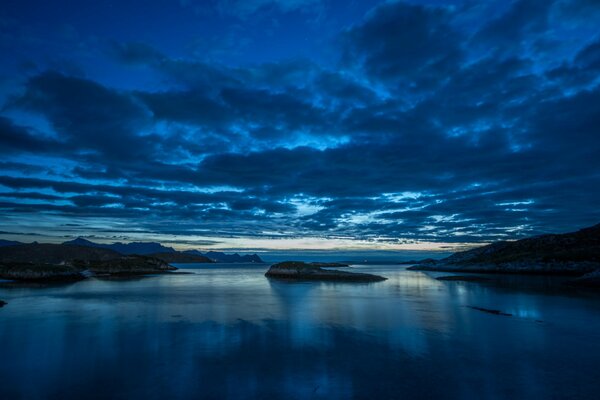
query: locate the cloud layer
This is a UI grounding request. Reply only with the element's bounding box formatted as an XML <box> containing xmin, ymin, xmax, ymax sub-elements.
<box><xmin>0</xmin><ymin>0</ymin><xmax>599</xmax><ymax>247</ymax></box>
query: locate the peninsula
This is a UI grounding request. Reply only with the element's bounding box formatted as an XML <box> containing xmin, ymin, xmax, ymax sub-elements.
<box><xmin>408</xmin><ymin>223</ymin><xmax>600</xmax><ymax>286</ymax></box>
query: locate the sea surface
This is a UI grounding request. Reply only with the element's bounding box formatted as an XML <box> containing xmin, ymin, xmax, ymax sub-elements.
<box><xmin>1</xmin><ymin>262</ymin><xmax>600</xmax><ymax>399</ymax></box>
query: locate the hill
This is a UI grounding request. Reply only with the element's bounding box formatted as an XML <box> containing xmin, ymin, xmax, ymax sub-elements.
<box><xmin>61</xmin><ymin>238</ymin><xmax>263</xmax><ymax>263</ymax></box>
<box><xmin>62</xmin><ymin>238</ymin><xmax>176</xmax><ymax>255</ymax></box>
<box><xmin>409</xmin><ymin>223</ymin><xmax>600</xmax><ymax>275</ymax></box>
<box><xmin>149</xmin><ymin>252</ymin><xmax>213</xmax><ymax>263</ymax></box>
<box><xmin>0</xmin><ymin>243</ymin><xmax>176</xmax><ymax>281</ymax></box>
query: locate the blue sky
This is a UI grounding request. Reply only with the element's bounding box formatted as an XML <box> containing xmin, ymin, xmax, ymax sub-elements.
<box><xmin>0</xmin><ymin>0</ymin><xmax>599</xmax><ymax>250</ymax></box>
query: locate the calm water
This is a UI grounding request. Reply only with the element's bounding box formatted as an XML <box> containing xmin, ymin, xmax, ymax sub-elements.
<box><xmin>1</xmin><ymin>264</ymin><xmax>600</xmax><ymax>400</ymax></box>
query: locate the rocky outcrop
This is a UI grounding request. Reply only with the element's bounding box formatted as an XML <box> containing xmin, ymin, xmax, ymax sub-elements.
<box><xmin>0</xmin><ymin>243</ymin><xmax>177</xmax><ymax>281</ymax></box>
<box><xmin>265</xmin><ymin>261</ymin><xmax>386</xmax><ymax>282</ymax></box>
<box><xmin>409</xmin><ymin>223</ymin><xmax>600</xmax><ymax>276</ymax></box>
<box><xmin>0</xmin><ymin>262</ymin><xmax>85</xmax><ymax>281</ymax></box>
<box><xmin>0</xmin><ymin>300</ymin><xmax>7</xmax><ymax>307</ymax></box>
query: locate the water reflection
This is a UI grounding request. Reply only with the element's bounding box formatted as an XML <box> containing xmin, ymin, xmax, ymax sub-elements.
<box><xmin>1</xmin><ymin>264</ymin><xmax>599</xmax><ymax>399</ymax></box>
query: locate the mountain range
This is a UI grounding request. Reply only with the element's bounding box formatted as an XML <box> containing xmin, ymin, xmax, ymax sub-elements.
<box><xmin>0</xmin><ymin>237</ymin><xmax>263</xmax><ymax>263</ymax></box>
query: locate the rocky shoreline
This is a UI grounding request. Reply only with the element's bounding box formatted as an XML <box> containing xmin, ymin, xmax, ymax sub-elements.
<box><xmin>0</xmin><ymin>243</ymin><xmax>177</xmax><ymax>282</ymax></box>
<box><xmin>265</xmin><ymin>261</ymin><xmax>386</xmax><ymax>282</ymax></box>
<box><xmin>405</xmin><ymin>223</ymin><xmax>600</xmax><ymax>287</ymax></box>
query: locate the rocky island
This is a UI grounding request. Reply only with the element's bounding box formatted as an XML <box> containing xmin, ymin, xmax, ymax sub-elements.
<box><xmin>265</xmin><ymin>261</ymin><xmax>386</xmax><ymax>282</ymax></box>
<box><xmin>408</xmin><ymin>223</ymin><xmax>600</xmax><ymax>287</ymax></box>
<box><xmin>0</xmin><ymin>243</ymin><xmax>176</xmax><ymax>281</ymax></box>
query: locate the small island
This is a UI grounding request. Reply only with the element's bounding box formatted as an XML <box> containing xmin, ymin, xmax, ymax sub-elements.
<box><xmin>265</xmin><ymin>261</ymin><xmax>387</xmax><ymax>282</ymax></box>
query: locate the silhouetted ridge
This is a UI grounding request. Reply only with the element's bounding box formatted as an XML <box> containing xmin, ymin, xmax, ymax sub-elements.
<box><xmin>409</xmin><ymin>222</ymin><xmax>600</xmax><ymax>275</ymax></box>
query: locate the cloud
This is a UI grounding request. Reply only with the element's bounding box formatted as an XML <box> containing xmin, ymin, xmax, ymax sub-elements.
<box><xmin>10</xmin><ymin>71</ymin><xmax>152</xmax><ymax>160</ymax></box>
<box><xmin>0</xmin><ymin>116</ymin><xmax>62</xmax><ymax>154</ymax></box>
<box><xmin>1</xmin><ymin>0</ymin><xmax>599</xmax><ymax>245</ymax></box>
<box><xmin>182</xmin><ymin>0</ymin><xmax>324</xmax><ymax>18</ymax></box>
<box><xmin>341</xmin><ymin>2</ymin><xmax>462</xmax><ymax>90</ymax></box>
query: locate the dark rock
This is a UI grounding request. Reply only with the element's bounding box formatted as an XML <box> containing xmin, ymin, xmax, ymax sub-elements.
<box><xmin>265</xmin><ymin>261</ymin><xmax>387</xmax><ymax>282</ymax></box>
<box><xmin>0</xmin><ymin>300</ymin><xmax>7</xmax><ymax>307</ymax></box>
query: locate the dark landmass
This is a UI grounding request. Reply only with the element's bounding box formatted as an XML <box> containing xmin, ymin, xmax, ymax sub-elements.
<box><xmin>3</xmin><ymin>237</ymin><xmax>265</xmax><ymax>263</ymax></box>
<box><xmin>187</xmin><ymin>250</ymin><xmax>263</xmax><ymax>263</ymax></box>
<box><xmin>61</xmin><ymin>238</ymin><xmax>264</xmax><ymax>263</ymax></box>
<box><xmin>468</xmin><ymin>306</ymin><xmax>512</xmax><ymax>317</ymax></box>
<box><xmin>0</xmin><ymin>239</ymin><xmax>21</xmax><ymax>247</ymax></box>
<box><xmin>401</xmin><ymin>258</ymin><xmax>438</xmax><ymax>265</ymax></box>
<box><xmin>0</xmin><ymin>243</ymin><xmax>176</xmax><ymax>281</ymax></box>
<box><xmin>408</xmin><ymin>223</ymin><xmax>600</xmax><ymax>277</ymax></box>
<box><xmin>149</xmin><ymin>252</ymin><xmax>214</xmax><ymax>264</ymax></box>
<box><xmin>437</xmin><ymin>275</ymin><xmax>492</xmax><ymax>282</ymax></box>
<box><xmin>62</xmin><ymin>237</ymin><xmax>177</xmax><ymax>255</ymax></box>
<box><xmin>265</xmin><ymin>261</ymin><xmax>387</xmax><ymax>282</ymax></box>
<box><xmin>0</xmin><ymin>262</ymin><xmax>85</xmax><ymax>281</ymax></box>
<box><xmin>566</xmin><ymin>270</ymin><xmax>600</xmax><ymax>288</ymax></box>
<box><xmin>0</xmin><ymin>300</ymin><xmax>7</xmax><ymax>308</ymax></box>
<box><xmin>0</xmin><ymin>243</ymin><xmax>122</xmax><ymax>264</ymax></box>
<box><xmin>71</xmin><ymin>256</ymin><xmax>175</xmax><ymax>276</ymax></box>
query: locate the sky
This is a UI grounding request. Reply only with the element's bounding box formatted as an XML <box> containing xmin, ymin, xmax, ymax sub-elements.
<box><xmin>0</xmin><ymin>0</ymin><xmax>599</xmax><ymax>251</ymax></box>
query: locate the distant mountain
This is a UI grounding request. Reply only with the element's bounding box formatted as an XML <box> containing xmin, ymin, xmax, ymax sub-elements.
<box><xmin>186</xmin><ymin>250</ymin><xmax>263</xmax><ymax>263</ymax></box>
<box><xmin>62</xmin><ymin>238</ymin><xmax>263</xmax><ymax>263</ymax></box>
<box><xmin>62</xmin><ymin>238</ymin><xmax>176</xmax><ymax>255</ymax></box>
<box><xmin>0</xmin><ymin>239</ymin><xmax>23</xmax><ymax>247</ymax></box>
<box><xmin>149</xmin><ymin>252</ymin><xmax>213</xmax><ymax>263</ymax></box>
<box><xmin>409</xmin><ymin>222</ymin><xmax>600</xmax><ymax>275</ymax></box>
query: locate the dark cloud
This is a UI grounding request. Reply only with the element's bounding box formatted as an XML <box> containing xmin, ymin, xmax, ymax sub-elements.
<box><xmin>0</xmin><ymin>116</ymin><xmax>61</xmax><ymax>154</ymax></box>
<box><xmin>474</xmin><ymin>0</ymin><xmax>553</xmax><ymax>50</ymax></box>
<box><xmin>342</xmin><ymin>2</ymin><xmax>462</xmax><ymax>90</ymax></box>
<box><xmin>10</xmin><ymin>71</ymin><xmax>152</xmax><ymax>159</ymax></box>
<box><xmin>0</xmin><ymin>0</ymin><xmax>599</xmax><ymax>245</ymax></box>
<box><xmin>109</xmin><ymin>41</ymin><xmax>165</xmax><ymax>66</ymax></box>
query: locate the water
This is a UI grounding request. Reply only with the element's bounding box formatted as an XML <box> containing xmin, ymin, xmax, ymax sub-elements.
<box><xmin>1</xmin><ymin>263</ymin><xmax>599</xmax><ymax>399</ymax></box>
